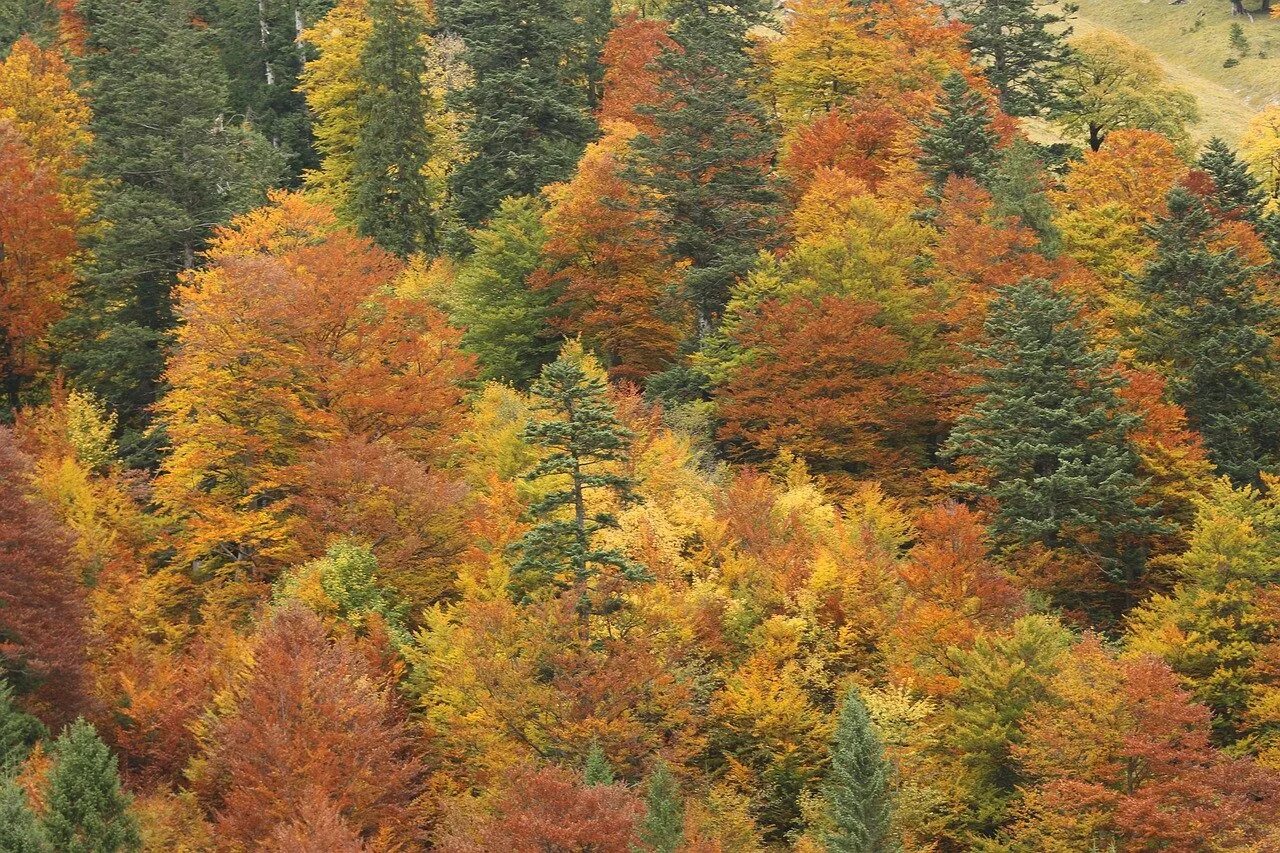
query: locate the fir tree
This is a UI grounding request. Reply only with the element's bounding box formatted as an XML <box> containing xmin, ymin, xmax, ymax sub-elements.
<box><xmin>0</xmin><ymin>0</ymin><xmax>58</xmax><ymax>51</ymax></box>
<box><xmin>438</xmin><ymin>0</ymin><xmax>595</xmax><ymax>225</ymax></box>
<box><xmin>583</xmin><ymin>741</ymin><xmax>615</xmax><ymax>786</ymax></box>
<box><xmin>59</xmin><ymin>0</ymin><xmax>281</xmax><ymax>447</ymax></box>
<box><xmin>989</xmin><ymin>138</ymin><xmax>1062</xmax><ymax>254</ymax></box>
<box><xmin>943</xmin><ymin>279</ymin><xmax>1158</xmax><ymax>585</ymax></box>
<box><xmin>0</xmin><ymin>680</ymin><xmax>45</xmax><ymax>773</ymax></box>
<box><xmin>510</xmin><ymin>346</ymin><xmax>651</xmax><ymax>627</ymax></box>
<box><xmin>41</xmin><ymin>719</ymin><xmax>140</xmax><ymax>853</ymax></box>
<box><xmin>952</xmin><ymin>0</ymin><xmax>1074</xmax><ymax>117</ymax></box>
<box><xmin>639</xmin><ymin>761</ymin><xmax>684</xmax><ymax>853</ymax></box>
<box><xmin>824</xmin><ymin>687</ymin><xmax>898</xmax><ymax>853</ymax></box>
<box><xmin>0</xmin><ymin>778</ymin><xmax>46</xmax><ymax>853</ymax></box>
<box><xmin>349</xmin><ymin>0</ymin><xmax>438</xmax><ymax>256</ymax></box>
<box><xmin>1198</xmin><ymin>137</ymin><xmax>1266</xmax><ymax>221</ymax></box>
<box><xmin>918</xmin><ymin>73</ymin><xmax>1002</xmax><ymax>193</ymax></box>
<box><xmin>628</xmin><ymin>0</ymin><xmax>781</xmax><ymax>335</ymax></box>
<box><xmin>1136</xmin><ymin>188</ymin><xmax>1280</xmax><ymax>485</ymax></box>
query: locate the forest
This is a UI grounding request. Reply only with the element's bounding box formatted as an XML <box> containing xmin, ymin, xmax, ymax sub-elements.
<box><xmin>3</xmin><ymin>0</ymin><xmax>1280</xmax><ymax>849</ymax></box>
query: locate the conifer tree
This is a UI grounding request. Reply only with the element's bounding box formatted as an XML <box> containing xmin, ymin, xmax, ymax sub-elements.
<box><xmin>510</xmin><ymin>346</ymin><xmax>650</xmax><ymax>626</ymax></box>
<box><xmin>0</xmin><ymin>778</ymin><xmax>46</xmax><ymax>853</ymax></box>
<box><xmin>1136</xmin><ymin>188</ymin><xmax>1280</xmax><ymax>484</ymax></box>
<box><xmin>1198</xmin><ymin>137</ymin><xmax>1266</xmax><ymax>221</ymax></box>
<box><xmin>918</xmin><ymin>73</ymin><xmax>1002</xmax><ymax>193</ymax></box>
<box><xmin>349</xmin><ymin>0</ymin><xmax>437</xmax><ymax>256</ymax></box>
<box><xmin>628</xmin><ymin>0</ymin><xmax>781</xmax><ymax>335</ymax></box>
<box><xmin>59</xmin><ymin>0</ymin><xmax>281</xmax><ymax>439</ymax></box>
<box><xmin>944</xmin><ymin>279</ymin><xmax>1157</xmax><ymax>584</ymax></box>
<box><xmin>41</xmin><ymin>719</ymin><xmax>140</xmax><ymax>853</ymax></box>
<box><xmin>0</xmin><ymin>680</ymin><xmax>45</xmax><ymax>773</ymax></box>
<box><xmin>438</xmin><ymin>0</ymin><xmax>595</xmax><ymax>225</ymax></box>
<box><xmin>639</xmin><ymin>761</ymin><xmax>684</xmax><ymax>853</ymax></box>
<box><xmin>824</xmin><ymin>687</ymin><xmax>898</xmax><ymax>853</ymax></box>
<box><xmin>583</xmin><ymin>741</ymin><xmax>616</xmax><ymax>786</ymax></box>
<box><xmin>952</xmin><ymin>0</ymin><xmax>1074</xmax><ymax>117</ymax></box>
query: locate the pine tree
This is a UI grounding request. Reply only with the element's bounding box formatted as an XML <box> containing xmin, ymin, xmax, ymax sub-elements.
<box><xmin>349</xmin><ymin>0</ymin><xmax>438</xmax><ymax>256</ymax></box>
<box><xmin>918</xmin><ymin>73</ymin><xmax>1002</xmax><ymax>193</ymax></box>
<box><xmin>58</xmin><ymin>0</ymin><xmax>281</xmax><ymax>444</ymax></box>
<box><xmin>583</xmin><ymin>741</ymin><xmax>615</xmax><ymax>786</ymax></box>
<box><xmin>0</xmin><ymin>680</ymin><xmax>46</xmax><ymax>773</ymax></box>
<box><xmin>639</xmin><ymin>761</ymin><xmax>684</xmax><ymax>853</ymax></box>
<box><xmin>943</xmin><ymin>279</ymin><xmax>1158</xmax><ymax>584</ymax></box>
<box><xmin>1198</xmin><ymin>137</ymin><xmax>1266</xmax><ymax>221</ymax></box>
<box><xmin>627</xmin><ymin>0</ymin><xmax>781</xmax><ymax>335</ymax></box>
<box><xmin>0</xmin><ymin>778</ymin><xmax>46</xmax><ymax>853</ymax></box>
<box><xmin>510</xmin><ymin>346</ymin><xmax>651</xmax><ymax>627</ymax></box>
<box><xmin>952</xmin><ymin>0</ymin><xmax>1074</xmax><ymax>117</ymax></box>
<box><xmin>1136</xmin><ymin>188</ymin><xmax>1280</xmax><ymax>485</ymax></box>
<box><xmin>438</xmin><ymin>0</ymin><xmax>595</xmax><ymax>226</ymax></box>
<box><xmin>824</xmin><ymin>687</ymin><xmax>898</xmax><ymax>853</ymax></box>
<box><xmin>41</xmin><ymin>719</ymin><xmax>140</xmax><ymax>853</ymax></box>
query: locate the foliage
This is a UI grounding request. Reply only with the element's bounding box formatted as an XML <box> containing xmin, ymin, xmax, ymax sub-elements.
<box><xmin>42</xmin><ymin>718</ymin><xmax>141</xmax><ymax>853</ymax></box>
<box><xmin>824</xmin><ymin>687</ymin><xmax>899</xmax><ymax>852</ymax></box>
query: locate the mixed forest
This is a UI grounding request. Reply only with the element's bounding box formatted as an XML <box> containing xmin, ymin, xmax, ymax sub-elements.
<box><xmin>4</xmin><ymin>0</ymin><xmax>1280</xmax><ymax>849</ymax></box>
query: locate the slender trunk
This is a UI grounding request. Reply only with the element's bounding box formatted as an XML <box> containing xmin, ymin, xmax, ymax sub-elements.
<box><xmin>260</xmin><ymin>0</ymin><xmax>275</xmax><ymax>86</ymax></box>
<box><xmin>1089</xmin><ymin>123</ymin><xmax>1104</xmax><ymax>152</ymax></box>
<box><xmin>294</xmin><ymin>3</ymin><xmax>308</xmax><ymax>66</ymax></box>
<box><xmin>567</xmin><ymin>397</ymin><xmax>591</xmax><ymax>640</ymax></box>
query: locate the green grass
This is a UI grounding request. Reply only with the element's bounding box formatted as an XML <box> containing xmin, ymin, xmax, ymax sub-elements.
<box><xmin>1068</xmin><ymin>0</ymin><xmax>1280</xmax><ymax>144</ymax></box>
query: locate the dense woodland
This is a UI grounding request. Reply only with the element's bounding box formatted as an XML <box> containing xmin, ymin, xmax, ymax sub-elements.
<box><xmin>4</xmin><ymin>0</ymin><xmax>1280</xmax><ymax>849</ymax></box>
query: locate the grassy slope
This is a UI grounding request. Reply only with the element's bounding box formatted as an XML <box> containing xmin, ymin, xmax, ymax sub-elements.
<box><xmin>1069</xmin><ymin>0</ymin><xmax>1280</xmax><ymax>144</ymax></box>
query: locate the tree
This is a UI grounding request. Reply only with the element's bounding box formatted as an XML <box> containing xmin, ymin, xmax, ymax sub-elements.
<box><xmin>824</xmin><ymin>687</ymin><xmax>899</xmax><ymax>853</ymax></box>
<box><xmin>627</xmin><ymin>0</ymin><xmax>781</xmax><ymax>334</ymax></box>
<box><xmin>918</xmin><ymin>73</ymin><xmax>1001</xmax><ymax>192</ymax></box>
<box><xmin>0</xmin><ymin>778</ymin><xmax>46</xmax><ymax>853</ymax></box>
<box><xmin>1243</xmin><ymin>105</ymin><xmax>1280</xmax><ymax>213</ymax></box>
<box><xmin>41</xmin><ymin>718</ymin><xmax>140</xmax><ymax>853</ymax></box>
<box><xmin>438</xmin><ymin>0</ymin><xmax>595</xmax><ymax>225</ymax></box>
<box><xmin>59</xmin><ymin>0</ymin><xmax>281</xmax><ymax>431</ymax></box>
<box><xmin>349</xmin><ymin>0</ymin><xmax>439</xmax><ymax>256</ymax></box>
<box><xmin>953</xmin><ymin>0</ymin><xmax>1074</xmax><ymax>116</ymax></box>
<box><xmin>598</xmin><ymin>14</ymin><xmax>673</xmax><ymax>136</ymax></box>
<box><xmin>640</xmin><ymin>762</ymin><xmax>684</xmax><ymax>853</ymax></box>
<box><xmin>1052</xmin><ymin>32</ymin><xmax>1198</xmax><ymax>152</ymax></box>
<box><xmin>583</xmin><ymin>741</ymin><xmax>615</xmax><ymax>786</ymax></box>
<box><xmin>1135</xmin><ymin>187</ymin><xmax>1280</xmax><ymax>484</ymax></box>
<box><xmin>943</xmin><ymin>279</ymin><xmax>1158</xmax><ymax>591</ymax></box>
<box><xmin>510</xmin><ymin>345</ymin><xmax>650</xmax><ymax>627</ymax></box>
<box><xmin>1199</xmin><ymin>136</ymin><xmax>1266</xmax><ymax>220</ymax></box>
<box><xmin>0</xmin><ymin>679</ymin><xmax>45</xmax><ymax>772</ymax></box>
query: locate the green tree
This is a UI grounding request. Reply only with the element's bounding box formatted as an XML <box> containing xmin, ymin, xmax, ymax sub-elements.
<box><xmin>639</xmin><ymin>761</ymin><xmax>684</xmax><ymax>853</ymax></box>
<box><xmin>59</xmin><ymin>0</ymin><xmax>281</xmax><ymax>444</ymax></box>
<box><xmin>0</xmin><ymin>778</ymin><xmax>46</xmax><ymax>853</ymax></box>
<box><xmin>953</xmin><ymin>0</ymin><xmax>1075</xmax><ymax>116</ymax></box>
<box><xmin>824</xmin><ymin>688</ymin><xmax>899</xmax><ymax>853</ymax></box>
<box><xmin>41</xmin><ymin>719</ymin><xmax>140</xmax><ymax>853</ymax></box>
<box><xmin>451</xmin><ymin>195</ymin><xmax>556</xmax><ymax>385</ymax></box>
<box><xmin>989</xmin><ymin>138</ymin><xmax>1062</xmax><ymax>253</ymax></box>
<box><xmin>510</xmin><ymin>346</ymin><xmax>650</xmax><ymax>627</ymax></box>
<box><xmin>628</xmin><ymin>0</ymin><xmax>781</xmax><ymax>335</ymax></box>
<box><xmin>0</xmin><ymin>680</ymin><xmax>45</xmax><ymax>773</ymax></box>
<box><xmin>1136</xmin><ymin>187</ymin><xmax>1280</xmax><ymax>485</ymax></box>
<box><xmin>943</xmin><ymin>279</ymin><xmax>1158</xmax><ymax>588</ymax></box>
<box><xmin>583</xmin><ymin>741</ymin><xmax>616</xmax><ymax>786</ymax></box>
<box><xmin>0</xmin><ymin>0</ymin><xmax>57</xmax><ymax>51</ymax></box>
<box><xmin>918</xmin><ymin>72</ymin><xmax>1002</xmax><ymax>192</ymax></box>
<box><xmin>1199</xmin><ymin>137</ymin><xmax>1266</xmax><ymax>221</ymax></box>
<box><xmin>274</xmin><ymin>541</ymin><xmax>411</xmax><ymax>646</ymax></box>
<box><xmin>438</xmin><ymin>0</ymin><xmax>595</xmax><ymax>225</ymax></box>
<box><xmin>349</xmin><ymin>0</ymin><xmax>439</xmax><ymax>256</ymax></box>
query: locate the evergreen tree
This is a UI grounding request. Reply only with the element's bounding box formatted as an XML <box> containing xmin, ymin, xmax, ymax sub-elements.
<box><xmin>510</xmin><ymin>346</ymin><xmax>651</xmax><ymax>627</ymax></box>
<box><xmin>918</xmin><ymin>73</ymin><xmax>1002</xmax><ymax>193</ymax></box>
<box><xmin>349</xmin><ymin>0</ymin><xmax>438</xmax><ymax>256</ymax></box>
<box><xmin>1198</xmin><ymin>137</ymin><xmax>1266</xmax><ymax>221</ymax></box>
<box><xmin>989</xmin><ymin>138</ymin><xmax>1062</xmax><ymax>254</ymax></box>
<box><xmin>824</xmin><ymin>687</ymin><xmax>898</xmax><ymax>853</ymax></box>
<box><xmin>0</xmin><ymin>779</ymin><xmax>46</xmax><ymax>853</ymax></box>
<box><xmin>952</xmin><ymin>0</ymin><xmax>1074</xmax><ymax>117</ymax></box>
<box><xmin>1136</xmin><ymin>188</ymin><xmax>1280</xmax><ymax>485</ymax></box>
<box><xmin>41</xmin><ymin>719</ymin><xmax>140</xmax><ymax>853</ymax></box>
<box><xmin>59</xmin><ymin>0</ymin><xmax>281</xmax><ymax>447</ymax></box>
<box><xmin>0</xmin><ymin>0</ymin><xmax>58</xmax><ymax>51</ymax></box>
<box><xmin>583</xmin><ymin>741</ymin><xmax>615</xmax><ymax>786</ymax></box>
<box><xmin>639</xmin><ymin>761</ymin><xmax>684</xmax><ymax>853</ymax></box>
<box><xmin>943</xmin><ymin>279</ymin><xmax>1158</xmax><ymax>585</ymax></box>
<box><xmin>451</xmin><ymin>196</ymin><xmax>556</xmax><ymax>385</ymax></box>
<box><xmin>438</xmin><ymin>0</ymin><xmax>595</xmax><ymax>226</ymax></box>
<box><xmin>0</xmin><ymin>680</ymin><xmax>45</xmax><ymax>773</ymax></box>
<box><xmin>569</xmin><ymin>0</ymin><xmax>613</xmax><ymax>112</ymax></box>
<box><xmin>628</xmin><ymin>0</ymin><xmax>781</xmax><ymax>335</ymax></box>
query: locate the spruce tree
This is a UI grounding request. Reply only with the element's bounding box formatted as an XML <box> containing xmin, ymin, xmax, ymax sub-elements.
<box><xmin>59</xmin><ymin>0</ymin><xmax>281</xmax><ymax>444</ymax></box>
<box><xmin>943</xmin><ymin>279</ymin><xmax>1158</xmax><ymax>584</ymax></box>
<box><xmin>639</xmin><ymin>762</ymin><xmax>684</xmax><ymax>853</ymax></box>
<box><xmin>952</xmin><ymin>0</ymin><xmax>1074</xmax><ymax>117</ymax></box>
<box><xmin>41</xmin><ymin>719</ymin><xmax>140</xmax><ymax>853</ymax></box>
<box><xmin>583</xmin><ymin>741</ymin><xmax>615</xmax><ymax>786</ymax></box>
<box><xmin>824</xmin><ymin>687</ymin><xmax>898</xmax><ymax>853</ymax></box>
<box><xmin>0</xmin><ymin>0</ymin><xmax>58</xmax><ymax>51</ymax></box>
<box><xmin>628</xmin><ymin>0</ymin><xmax>781</xmax><ymax>335</ymax></box>
<box><xmin>1198</xmin><ymin>137</ymin><xmax>1266</xmax><ymax>221</ymax></box>
<box><xmin>349</xmin><ymin>0</ymin><xmax>438</xmax><ymax>256</ymax></box>
<box><xmin>437</xmin><ymin>0</ymin><xmax>595</xmax><ymax>225</ymax></box>
<box><xmin>510</xmin><ymin>347</ymin><xmax>651</xmax><ymax>626</ymax></box>
<box><xmin>0</xmin><ymin>680</ymin><xmax>45</xmax><ymax>773</ymax></box>
<box><xmin>0</xmin><ymin>778</ymin><xmax>46</xmax><ymax>853</ymax></box>
<box><xmin>918</xmin><ymin>72</ymin><xmax>1002</xmax><ymax>193</ymax></box>
<box><xmin>989</xmin><ymin>138</ymin><xmax>1062</xmax><ymax>254</ymax></box>
<box><xmin>1136</xmin><ymin>188</ymin><xmax>1280</xmax><ymax>485</ymax></box>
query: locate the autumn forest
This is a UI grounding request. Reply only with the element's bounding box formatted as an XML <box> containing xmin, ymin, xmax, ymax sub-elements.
<box><xmin>3</xmin><ymin>0</ymin><xmax>1280</xmax><ymax>849</ymax></box>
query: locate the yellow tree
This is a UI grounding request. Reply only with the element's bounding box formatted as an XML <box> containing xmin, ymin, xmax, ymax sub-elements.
<box><xmin>1243</xmin><ymin>105</ymin><xmax>1280</xmax><ymax>213</ymax></box>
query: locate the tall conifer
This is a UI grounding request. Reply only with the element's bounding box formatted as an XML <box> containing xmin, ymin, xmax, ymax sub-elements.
<box><xmin>918</xmin><ymin>72</ymin><xmax>1001</xmax><ymax>193</ymax></box>
<box><xmin>41</xmin><ymin>719</ymin><xmax>140</xmax><ymax>853</ymax></box>
<box><xmin>824</xmin><ymin>687</ymin><xmax>898</xmax><ymax>853</ymax></box>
